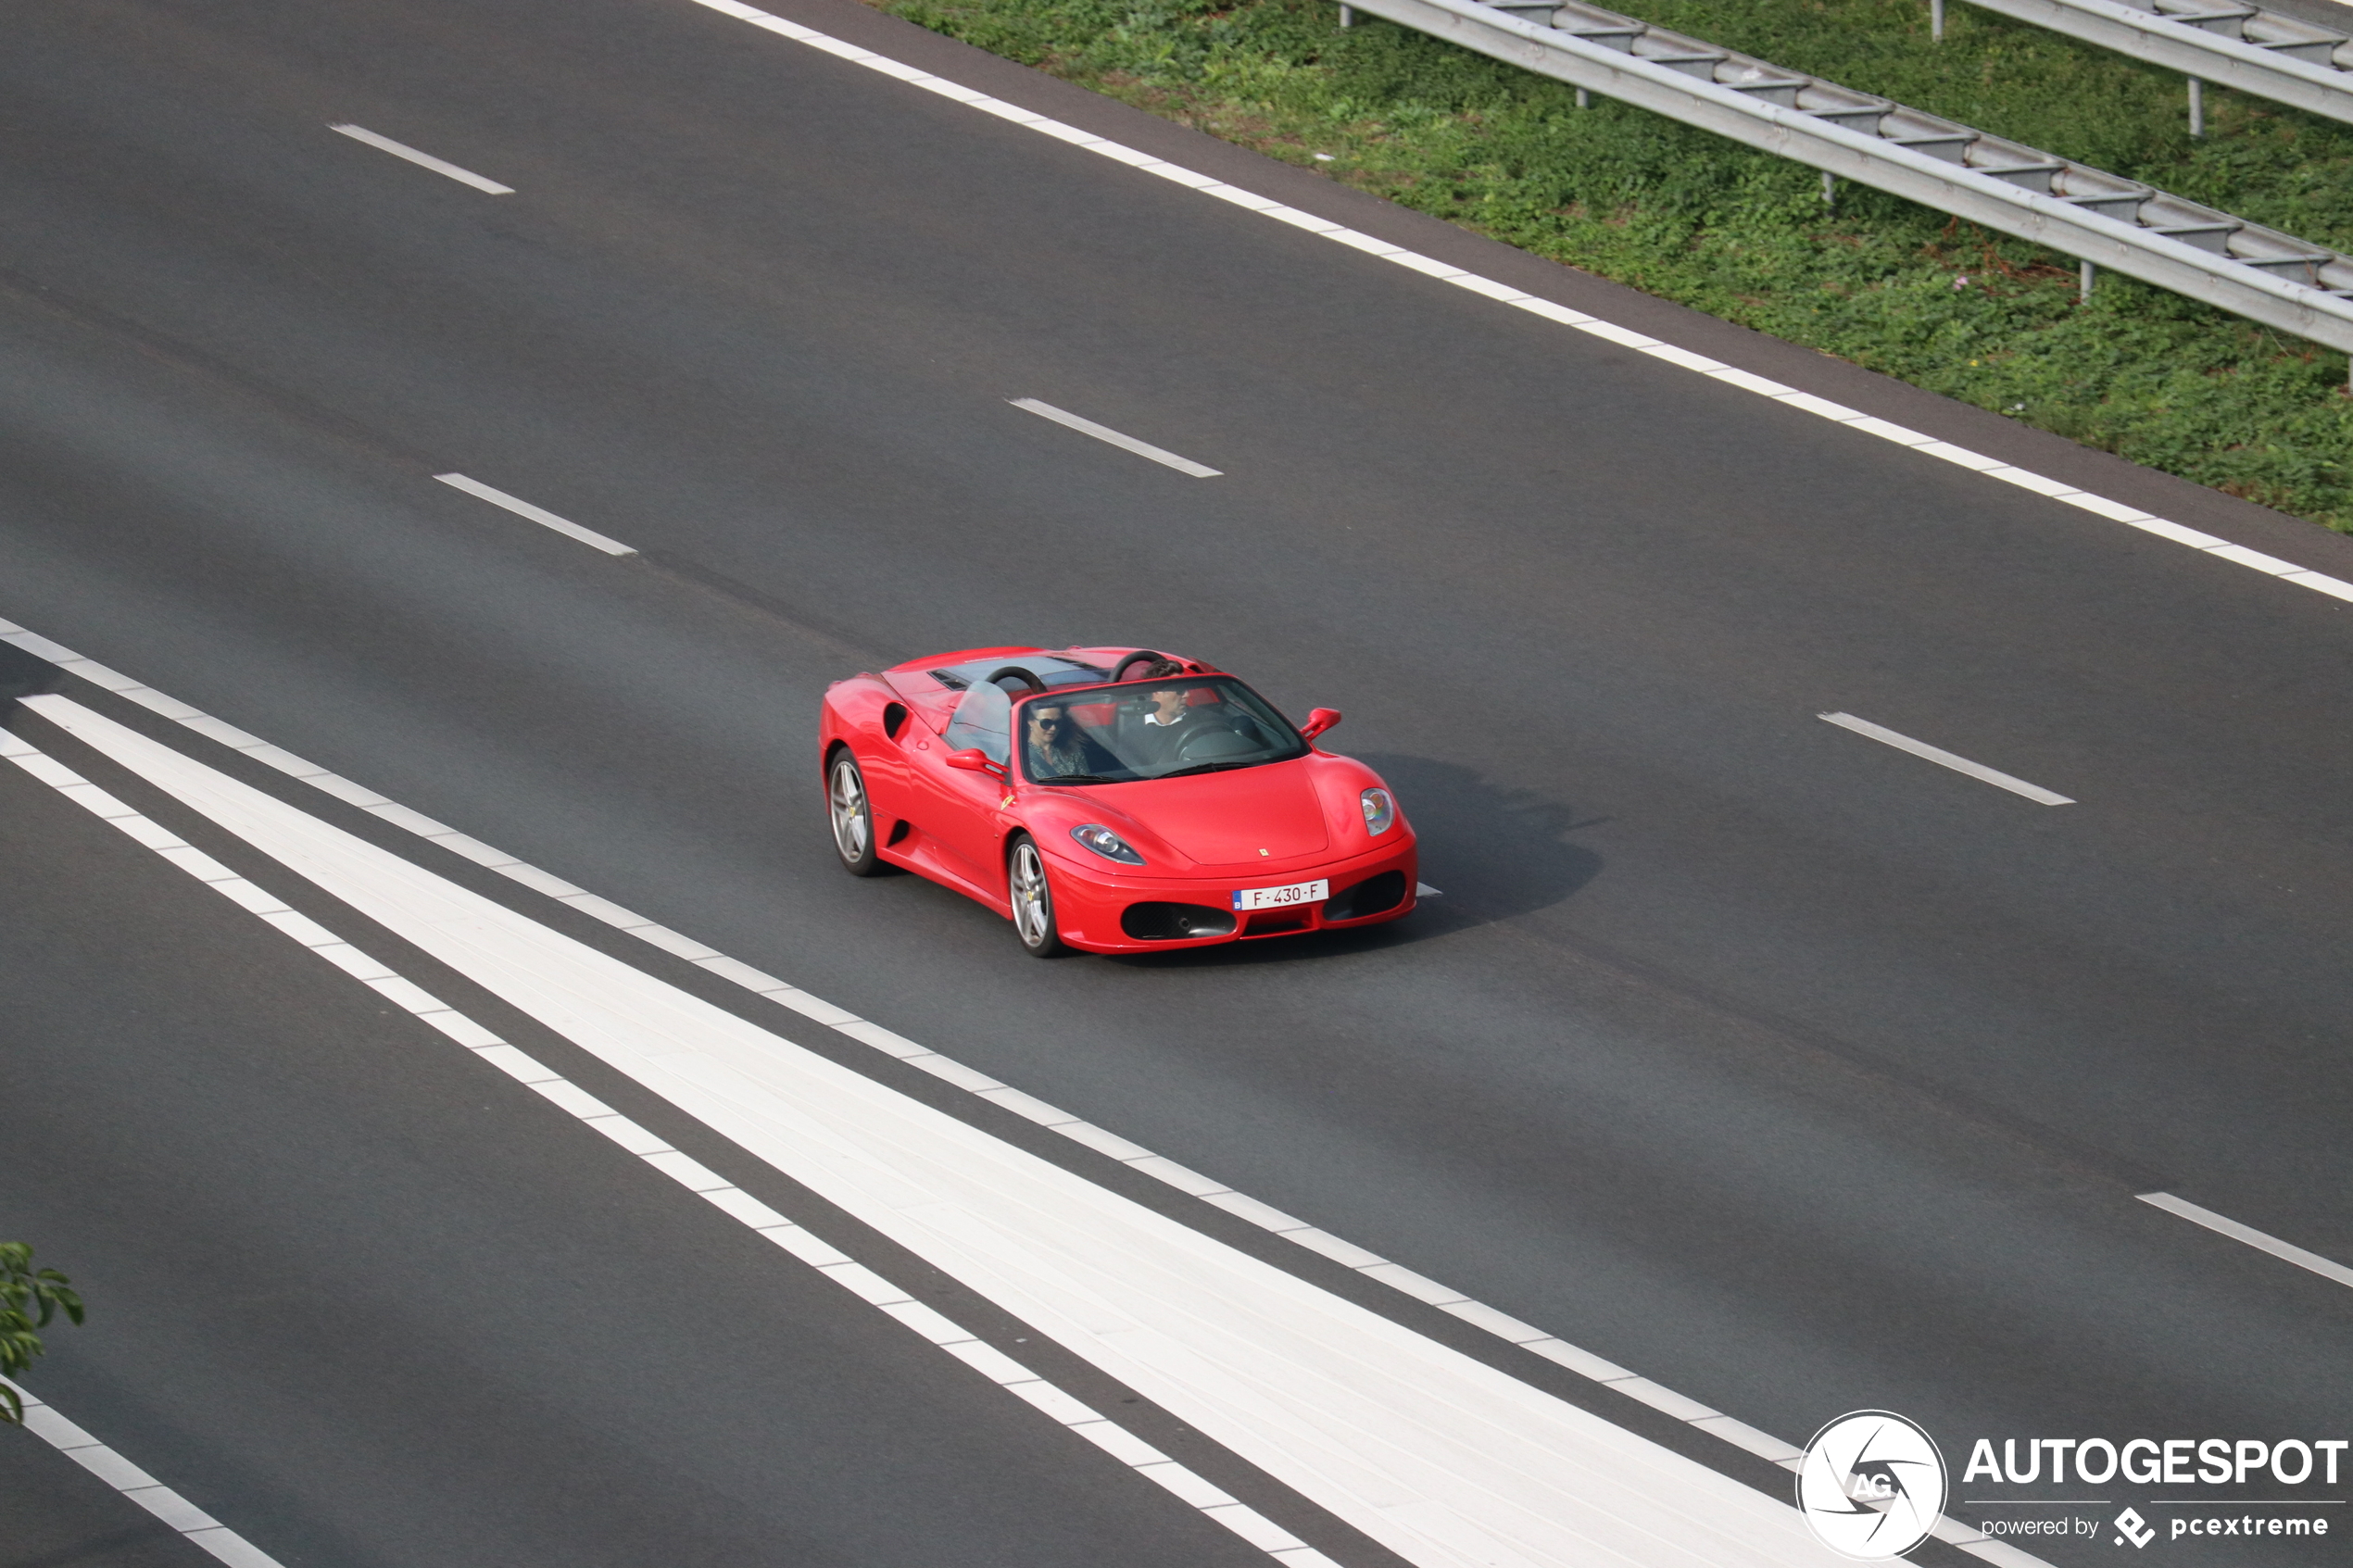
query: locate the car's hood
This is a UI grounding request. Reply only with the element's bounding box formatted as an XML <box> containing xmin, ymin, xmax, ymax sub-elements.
<box><xmin>1109</xmin><ymin>762</ymin><xmax>1331</xmax><ymax>868</ymax></box>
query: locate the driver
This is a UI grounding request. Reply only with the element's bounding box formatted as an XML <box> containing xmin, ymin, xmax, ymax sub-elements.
<box><xmin>1025</xmin><ymin>703</ymin><xmax>1107</xmax><ymax>782</ymax></box>
<box><xmin>1130</xmin><ymin>659</ymin><xmax>1211</xmax><ymax>765</ymax></box>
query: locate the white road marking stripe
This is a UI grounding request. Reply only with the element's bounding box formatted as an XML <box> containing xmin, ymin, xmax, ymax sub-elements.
<box><xmin>0</xmin><ymin>1375</ymin><xmax>285</xmax><ymax>1568</ymax></box>
<box><xmin>1818</xmin><ymin>712</ymin><xmax>2075</xmax><ymax>805</ymax></box>
<box><xmin>0</xmin><ymin>720</ymin><xmax>1341</xmax><ymax>1568</ymax></box>
<box><xmin>1009</xmin><ymin>399</ymin><xmax>1222</xmax><ymax>476</ymax></box>
<box><xmin>1414</xmin><ymin>883</ymin><xmax>1441</xmax><ymax>897</ymax></box>
<box><xmin>0</xmin><ymin>618</ymin><xmax>2045</xmax><ymax>1567</ymax></box>
<box><xmin>20</xmin><ymin>696</ymin><xmax>1847</xmax><ymax>1568</ymax></box>
<box><xmin>686</xmin><ymin>0</ymin><xmax>2353</xmax><ymax>613</ymax></box>
<box><xmin>434</xmin><ymin>473</ymin><xmax>637</xmax><ymax>556</ymax></box>
<box><xmin>327</xmin><ymin>125</ymin><xmax>513</xmax><ymax>194</ymax></box>
<box><xmin>2138</xmin><ymin>1192</ymin><xmax>2353</xmax><ymax>1290</ymax></box>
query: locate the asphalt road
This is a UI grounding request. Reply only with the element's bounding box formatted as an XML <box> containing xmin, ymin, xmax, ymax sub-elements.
<box><xmin>0</xmin><ymin>734</ymin><xmax>1315</xmax><ymax>1568</ymax></box>
<box><xmin>3</xmin><ymin>0</ymin><xmax>2351</xmax><ymax>1563</ymax></box>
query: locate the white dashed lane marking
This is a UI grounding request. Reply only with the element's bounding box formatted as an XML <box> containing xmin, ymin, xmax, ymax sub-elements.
<box><xmin>1818</xmin><ymin>712</ymin><xmax>2075</xmax><ymax>805</ymax></box>
<box><xmin>2139</xmin><ymin>1193</ymin><xmax>2353</xmax><ymax>1291</ymax></box>
<box><xmin>328</xmin><ymin>125</ymin><xmax>513</xmax><ymax>194</ymax></box>
<box><xmin>434</xmin><ymin>473</ymin><xmax>638</xmax><ymax>556</ymax></box>
<box><xmin>1009</xmin><ymin>399</ymin><xmax>1223</xmax><ymax>477</ymax></box>
<box><xmin>3</xmin><ymin>1377</ymin><xmax>285</xmax><ymax>1566</ymax></box>
<box><xmin>687</xmin><ymin>0</ymin><xmax>2353</xmax><ymax>614</ymax></box>
<box><xmin>0</xmin><ymin>717</ymin><xmax>1345</xmax><ymax>1568</ymax></box>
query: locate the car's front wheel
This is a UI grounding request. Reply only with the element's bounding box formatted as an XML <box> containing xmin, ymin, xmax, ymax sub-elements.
<box><xmin>1008</xmin><ymin>835</ymin><xmax>1066</xmax><ymax>958</ymax></box>
<box><xmin>828</xmin><ymin>751</ymin><xmax>885</xmax><ymax>876</ymax></box>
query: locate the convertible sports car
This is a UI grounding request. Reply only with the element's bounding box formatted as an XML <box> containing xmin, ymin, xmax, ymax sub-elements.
<box><xmin>819</xmin><ymin>646</ymin><xmax>1418</xmax><ymax>956</ymax></box>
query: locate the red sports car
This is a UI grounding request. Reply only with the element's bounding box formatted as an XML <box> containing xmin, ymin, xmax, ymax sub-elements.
<box><xmin>819</xmin><ymin>646</ymin><xmax>1418</xmax><ymax>955</ymax></box>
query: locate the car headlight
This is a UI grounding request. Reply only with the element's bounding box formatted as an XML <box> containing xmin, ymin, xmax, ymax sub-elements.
<box><xmin>1070</xmin><ymin>824</ymin><xmax>1146</xmax><ymax>865</ymax></box>
<box><xmin>1360</xmin><ymin>787</ymin><xmax>1395</xmax><ymax>835</ymax></box>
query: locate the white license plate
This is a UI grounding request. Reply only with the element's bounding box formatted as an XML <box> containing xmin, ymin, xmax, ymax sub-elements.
<box><xmin>1231</xmin><ymin>878</ymin><xmax>1328</xmax><ymax>911</ymax></box>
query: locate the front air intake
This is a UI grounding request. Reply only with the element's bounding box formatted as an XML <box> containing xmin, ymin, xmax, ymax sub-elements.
<box><xmin>1120</xmin><ymin>902</ymin><xmax>1239</xmax><ymax>941</ymax></box>
<box><xmin>1324</xmin><ymin>870</ymin><xmax>1407</xmax><ymax>922</ymax></box>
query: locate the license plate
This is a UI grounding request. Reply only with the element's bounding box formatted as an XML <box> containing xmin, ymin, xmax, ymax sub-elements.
<box><xmin>1231</xmin><ymin>878</ymin><xmax>1328</xmax><ymax>910</ymax></box>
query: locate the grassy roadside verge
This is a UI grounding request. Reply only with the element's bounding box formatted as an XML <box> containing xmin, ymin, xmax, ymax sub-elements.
<box><xmin>870</xmin><ymin>0</ymin><xmax>2353</xmax><ymax>532</ymax></box>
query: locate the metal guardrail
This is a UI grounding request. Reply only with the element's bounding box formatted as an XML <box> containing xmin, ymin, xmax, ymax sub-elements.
<box><xmin>1338</xmin><ymin>0</ymin><xmax>2353</xmax><ymax>356</ymax></box>
<box><xmin>1955</xmin><ymin>0</ymin><xmax>2353</xmax><ymax>130</ymax></box>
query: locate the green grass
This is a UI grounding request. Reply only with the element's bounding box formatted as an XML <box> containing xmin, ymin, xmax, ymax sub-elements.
<box><xmin>871</xmin><ymin>0</ymin><xmax>2353</xmax><ymax>531</ymax></box>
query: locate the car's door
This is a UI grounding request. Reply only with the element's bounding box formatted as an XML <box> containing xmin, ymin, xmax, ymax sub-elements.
<box><xmin>906</xmin><ymin>681</ymin><xmax>1015</xmax><ymax>898</ymax></box>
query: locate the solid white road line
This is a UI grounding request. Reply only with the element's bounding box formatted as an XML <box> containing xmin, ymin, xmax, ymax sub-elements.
<box><xmin>1</xmin><ymin>1376</ymin><xmax>284</xmax><ymax>1568</ymax></box>
<box><xmin>22</xmin><ymin>694</ymin><xmax>1851</xmax><ymax>1568</ymax></box>
<box><xmin>1009</xmin><ymin>399</ymin><xmax>1223</xmax><ymax>476</ymax></box>
<box><xmin>1818</xmin><ymin>712</ymin><xmax>2076</xmax><ymax>805</ymax></box>
<box><xmin>0</xmin><ymin>721</ymin><xmax>1342</xmax><ymax>1568</ymax></box>
<box><xmin>0</xmin><ymin>613</ymin><xmax>2055</xmax><ymax>1568</ymax></box>
<box><xmin>434</xmin><ymin>473</ymin><xmax>637</xmax><ymax>556</ymax></box>
<box><xmin>2138</xmin><ymin>1192</ymin><xmax>2353</xmax><ymax>1291</ymax></box>
<box><xmin>686</xmin><ymin>0</ymin><xmax>2353</xmax><ymax>614</ymax></box>
<box><xmin>327</xmin><ymin>125</ymin><xmax>513</xmax><ymax>194</ymax></box>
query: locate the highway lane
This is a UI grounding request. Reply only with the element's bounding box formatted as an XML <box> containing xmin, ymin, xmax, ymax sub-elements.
<box><xmin>0</xmin><ymin>1420</ymin><xmax>218</xmax><ymax>1568</ymax></box>
<box><xmin>3</xmin><ymin>0</ymin><xmax>2351</xmax><ymax>1561</ymax></box>
<box><xmin>19</xmin><ymin>639</ymin><xmax>2352</xmax><ymax>1568</ymax></box>
<box><xmin>0</xmin><ymin>699</ymin><xmax>1341</xmax><ymax>1568</ymax></box>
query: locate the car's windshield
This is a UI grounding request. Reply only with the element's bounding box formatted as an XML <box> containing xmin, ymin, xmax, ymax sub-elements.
<box><xmin>1017</xmin><ymin>677</ymin><xmax>1308</xmax><ymax>785</ymax></box>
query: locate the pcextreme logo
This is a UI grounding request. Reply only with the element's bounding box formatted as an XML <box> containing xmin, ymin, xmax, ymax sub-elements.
<box><xmin>1797</xmin><ymin>1411</ymin><xmax>1949</xmax><ymax>1561</ymax></box>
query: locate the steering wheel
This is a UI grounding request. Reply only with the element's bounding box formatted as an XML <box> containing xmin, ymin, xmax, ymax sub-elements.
<box><xmin>1175</xmin><ymin>725</ymin><xmax>1256</xmax><ymax>762</ymax></box>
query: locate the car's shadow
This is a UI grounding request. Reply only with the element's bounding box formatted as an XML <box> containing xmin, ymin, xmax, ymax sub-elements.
<box><xmin>1104</xmin><ymin>751</ymin><xmax>1604</xmax><ymax>969</ymax></box>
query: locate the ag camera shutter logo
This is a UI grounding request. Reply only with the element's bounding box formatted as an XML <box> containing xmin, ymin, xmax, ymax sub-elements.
<box><xmin>1796</xmin><ymin>1411</ymin><xmax>1948</xmax><ymax>1560</ymax></box>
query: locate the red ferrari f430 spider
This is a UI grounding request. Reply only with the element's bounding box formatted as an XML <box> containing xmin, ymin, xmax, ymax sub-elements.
<box><xmin>819</xmin><ymin>646</ymin><xmax>1418</xmax><ymax>955</ymax></box>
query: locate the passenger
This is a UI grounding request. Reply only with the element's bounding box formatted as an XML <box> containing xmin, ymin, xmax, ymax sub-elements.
<box><xmin>1025</xmin><ymin>703</ymin><xmax>1109</xmax><ymax>782</ymax></box>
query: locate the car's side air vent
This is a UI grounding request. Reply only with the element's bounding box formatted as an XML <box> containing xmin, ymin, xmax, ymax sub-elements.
<box><xmin>929</xmin><ymin>669</ymin><xmax>970</xmax><ymax>689</ymax></box>
<box><xmin>1120</xmin><ymin>902</ymin><xmax>1239</xmax><ymax>941</ymax></box>
<box><xmin>1324</xmin><ymin>870</ymin><xmax>1407</xmax><ymax>922</ymax></box>
<box><xmin>882</xmin><ymin>702</ymin><xmax>908</xmax><ymax>740</ymax></box>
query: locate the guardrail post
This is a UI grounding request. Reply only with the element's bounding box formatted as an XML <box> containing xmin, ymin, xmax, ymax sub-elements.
<box><xmin>1931</xmin><ymin>0</ymin><xmax>1945</xmax><ymax>40</ymax></box>
<box><xmin>1821</xmin><ymin>170</ymin><xmax>1836</xmax><ymax>206</ymax></box>
<box><xmin>1339</xmin><ymin>3</ymin><xmax>1354</xmax><ymax>24</ymax></box>
<box><xmin>2081</xmin><ymin>258</ymin><xmax>2095</xmax><ymax>297</ymax></box>
<box><xmin>1576</xmin><ymin>87</ymin><xmax>1590</xmax><ymax>107</ymax></box>
<box><xmin>2188</xmin><ymin>76</ymin><xmax>2205</xmax><ymax>136</ymax></box>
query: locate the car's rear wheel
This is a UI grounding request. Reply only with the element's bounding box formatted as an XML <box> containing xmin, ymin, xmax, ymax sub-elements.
<box><xmin>1008</xmin><ymin>835</ymin><xmax>1066</xmax><ymax>958</ymax></box>
<box><xmin>828</xmin><ymin>751</ymin><xmax>884</xmax><ymax>876</ymax></box>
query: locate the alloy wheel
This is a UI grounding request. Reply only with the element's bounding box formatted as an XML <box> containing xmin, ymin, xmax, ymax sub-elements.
<box><xmin>829</xmin><ymin>757</ymin><xmax>871</xmax><ymax>862</ymax></box>
<box><xmin>1011</xmin><ymin>840</ymin><xmax>1058</xmax><ymax>954</ymax></box>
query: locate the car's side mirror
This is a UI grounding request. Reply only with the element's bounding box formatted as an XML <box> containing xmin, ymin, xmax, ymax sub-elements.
<box><xmin>946</xmin><ymin>747</ymin><xmax>1008</xmax><ymax>779</ymax></box>
<box><xmin>1299</xmin><ymin>708</ymin><xmax>1341</xmax><ymax>741</ymax></box>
